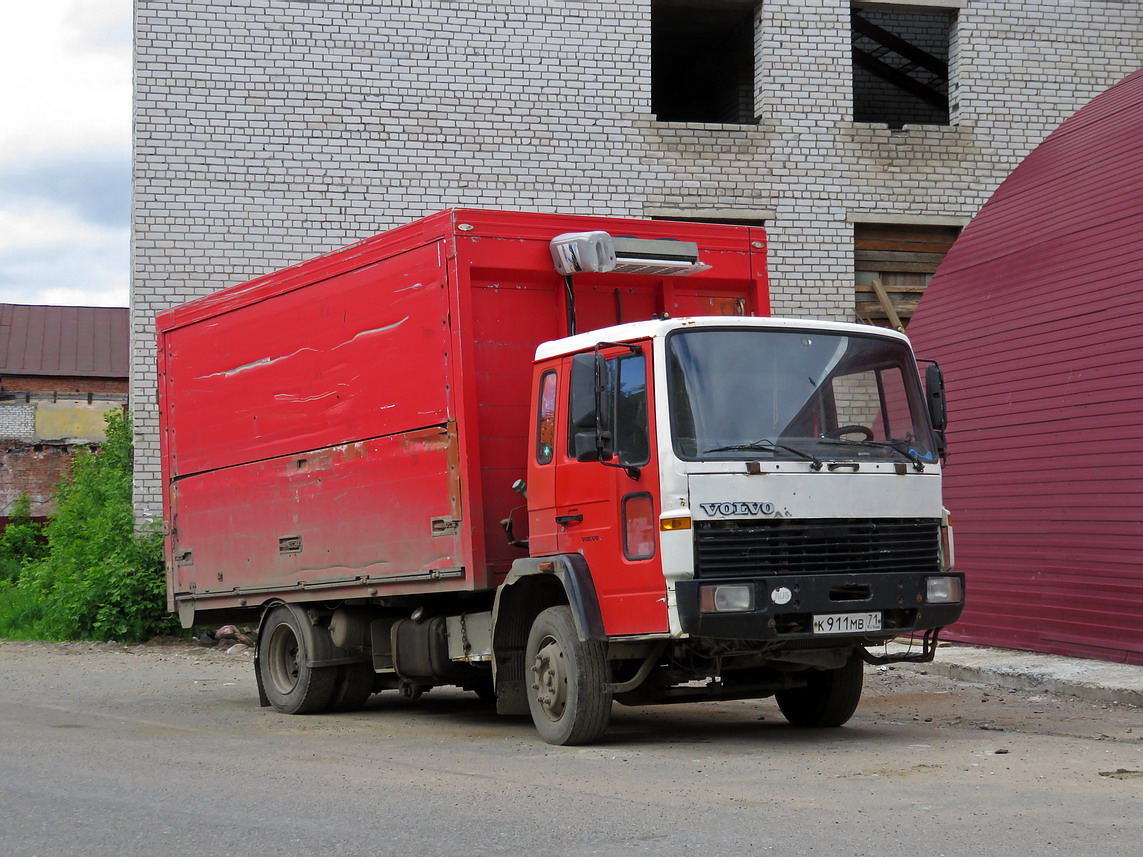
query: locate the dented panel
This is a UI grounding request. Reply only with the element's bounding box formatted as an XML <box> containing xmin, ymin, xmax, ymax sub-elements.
<box><xmin>170</xmin><ymin>425</ymin><xmax>465</xmax><ymax>608</ymax></box>
<box><xmin>162</xmin><ymin>242</ymin><xmax>451</xmax><ymax>478</ymax></box>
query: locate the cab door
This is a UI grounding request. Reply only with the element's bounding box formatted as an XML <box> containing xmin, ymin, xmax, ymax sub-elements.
<box><xmin>553</xmin><ymin>342</ymin><xmax>667</xmax><ymax>636</ymax></box>
<box><xmin>525</xmin><ymin>363</ymin><xmax>562</xmax><ymax>557</ymax></box>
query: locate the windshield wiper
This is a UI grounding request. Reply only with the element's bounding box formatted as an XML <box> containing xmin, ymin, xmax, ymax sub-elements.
<box><xmin>816</xmin><ymin>438</ymin><xmax>928</xmax><ymax>471</ymax></box>
<box><xmin>703</xmin><ymin>440</ymin><xmax>823</xmax><ymax>471</ymax></box>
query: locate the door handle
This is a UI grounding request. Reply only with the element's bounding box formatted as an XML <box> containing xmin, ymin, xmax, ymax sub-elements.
<box><xmin>555</xmin><ymin>514</ymin><xmax>584</xmax><ymax>526</ymax></box>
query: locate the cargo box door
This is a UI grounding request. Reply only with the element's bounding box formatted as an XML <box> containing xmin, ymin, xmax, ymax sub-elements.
<box><xmin>163</xmin><ymin>242</ymin><xmax>453</xmax><ymax>478</ymax></box>
<box><xmin>169</xmin><ymin>423</ymin><xmax>467</xmax><ymax>606</ymax></box>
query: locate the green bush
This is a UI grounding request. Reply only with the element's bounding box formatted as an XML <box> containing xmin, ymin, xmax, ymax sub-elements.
<box><xmin>0</xmin><ymin>559</ymin><xmax>23</xmax><ymax>586</ymax></box>
<box><xmin>0</xmin><ymin>494</ymin><xmax>48</xmax><ymax>571</ymax></box>
<box><xmin>0</xmin><ymin>495</ymin><xmax>48</xmax><ymax>633</ymax></box>
<box><xmin>0</xmin><ymin>411</ymin><xmax>178</xmax><ymax>642</ymax></box>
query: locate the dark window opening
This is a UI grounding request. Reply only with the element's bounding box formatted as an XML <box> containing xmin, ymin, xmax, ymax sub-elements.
<box><xmin>852</xmin><ymin>5</ymin><xmax>954</xmax><ymax>128</ymax></box>
<box><xmin>650</xmin><ymin>215</ymin><xmax>767</xmax><ymax>228</ymax></box>
<box><xmin>854</xmin><ymin>223</ymin><xmax>960</xmax><ymax>329</ymax></box>
<box><xmin>652</xmin><ymin>0</ymin><xmax>757</xmax><ymax>124</ymax></box>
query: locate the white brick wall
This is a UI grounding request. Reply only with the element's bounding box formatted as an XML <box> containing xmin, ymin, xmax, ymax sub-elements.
<box><xmin>132</xmin><ymin>0</ymin><xmax>1143</xmax><ymax>512</ymax></box>
<box><xmin>0</xmin><ymin>405</ymin><xmax>36</xmax><ymax>440</ymax></box>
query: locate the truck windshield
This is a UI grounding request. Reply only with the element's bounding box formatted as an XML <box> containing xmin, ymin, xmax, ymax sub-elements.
<box><xmin>666</xmin><ymin>328</ymin><xmax>936</xmax><ymax>464</ymax></box>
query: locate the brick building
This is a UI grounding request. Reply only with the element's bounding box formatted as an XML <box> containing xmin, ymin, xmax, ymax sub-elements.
<box><xmin>131</xmin><ymin>0</ymin><xmax>1143</xmax><ymax>514</ymax></box>
<box><xmin>0</xmin><ymin>304</ymin><xmax>129</xmax><ymax>522</ymax></box>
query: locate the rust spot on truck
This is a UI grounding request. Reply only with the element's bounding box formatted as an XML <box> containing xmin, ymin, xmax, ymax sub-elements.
<box><xmin>397</xmin><ymin>425</ymin><xmax>452</xmax><ymax>453</ymax></box>
<box><xmin>331</xmin><ymin>442</ymin><xmax>367</xmax><ymax>464</ymax></box>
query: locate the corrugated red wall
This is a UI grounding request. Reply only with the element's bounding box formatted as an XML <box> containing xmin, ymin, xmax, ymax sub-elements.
<box><xmin>906</xmin><ymin>69</ymin><xmax>1143</xmax><ymax>664</ymax></box>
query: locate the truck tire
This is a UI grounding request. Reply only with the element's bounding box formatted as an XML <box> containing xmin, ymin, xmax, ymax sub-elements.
<box><xmin>525</xmin><ymin>606</ymin><xmax>612</xmax><ymax>746</ymax></box>
<box><xmin>775</xmin><ymin>655</ymin><xmax>864</xmax><ymax>728</ymax></box>
<box><xmin>466</xmin><ymin>675</ymin><xmax>497</xmax><ymax>704</ymax></box>
<box><xmin>258</xmin><ymin>605</ymin><xmax>338</xmax><ymax>714</ymax></box>
<box><xmin>327</xmin><ymin>662</ymin><xmax>375</xmax><ymax>712</ymax></box>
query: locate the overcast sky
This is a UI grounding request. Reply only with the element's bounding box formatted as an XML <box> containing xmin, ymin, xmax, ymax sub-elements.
<box><xmin>0</xmin><ymin>0</ymin><xmax>131</xmax><ymax>308</ymax></box>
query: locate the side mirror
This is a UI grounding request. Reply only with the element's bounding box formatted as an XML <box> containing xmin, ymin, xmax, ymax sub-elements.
<box><xmin>574</xmin><ymin>431</ymin><xmax>602</xmax><ymax>462</ymax></box>
<box><xmin>569</xmin><ymin>352</ymin><xmax>613</xmax><ymax>461</ymax></box>
<box><xmin>925</xmin><ymin>363</ymin><xmax>947</xmax><ymax>432</ymax></box>
<box><xmin>569</xmin><ymin>353</ymin><xmax>598</xmax><ymax>429</ymax></box>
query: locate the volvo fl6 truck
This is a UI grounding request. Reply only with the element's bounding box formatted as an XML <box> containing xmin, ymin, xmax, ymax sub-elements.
<box><xmin>158</xmin><ymin>209</ymin><xmax>962</xmax><ymax>745</ymax></box>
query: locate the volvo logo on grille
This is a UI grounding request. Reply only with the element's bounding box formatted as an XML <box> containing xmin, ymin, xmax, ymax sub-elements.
<box><xmin>699</xmin><ymin>501</ymin><xmax>789</xmax><ymax>517</ymax></box>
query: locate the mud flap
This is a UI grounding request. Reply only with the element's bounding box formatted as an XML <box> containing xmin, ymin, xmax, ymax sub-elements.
<box><xmin>253</xmin><ymin>647</ymin><xmax>270</xmax><ymax>707</ymax></box>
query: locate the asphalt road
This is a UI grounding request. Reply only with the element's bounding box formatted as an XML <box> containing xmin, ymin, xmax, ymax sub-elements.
<box><xmin>1</xmin><ymin>640</ymin><xmax>1141</xmax><ymax>857</ymax></box>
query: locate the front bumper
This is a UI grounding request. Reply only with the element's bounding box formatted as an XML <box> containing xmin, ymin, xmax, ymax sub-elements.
<box><xmin>676</xmin><ymin>571</ymin><xmax>964</xmax><ymax>641</ymax></box>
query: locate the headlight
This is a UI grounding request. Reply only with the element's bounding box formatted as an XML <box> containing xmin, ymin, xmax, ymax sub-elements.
<box><xmin>925</xmin><ymin>576</ymin><xmax>963</xmax><ymax>604</ymax></box>
<box><xmin>699</xmin><ymin>584</ymin><xmax>755</xmax><ymax>613</ymax></box>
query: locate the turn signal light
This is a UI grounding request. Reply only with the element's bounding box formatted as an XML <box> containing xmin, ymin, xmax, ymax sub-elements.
<box><xmin>940</xmin><ymin>509</ymin><xmax>955</xmax><ymax>571</ymax></box>
<box><xmin>660</xmin><ymin>516</ymin><xmax>692</xmax><ymax>531</ymax></box>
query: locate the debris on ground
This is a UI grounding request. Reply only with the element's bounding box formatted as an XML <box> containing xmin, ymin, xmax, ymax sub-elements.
<box><xmin>196</xmin><ymin>625</ymin><xmax>256</xmax><ymax>648</ymax></box>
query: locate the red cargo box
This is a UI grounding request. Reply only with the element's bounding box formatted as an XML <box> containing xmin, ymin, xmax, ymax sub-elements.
<box><xmin>158</xmin><ymin>209</ymin><xmax>767</xmax><ymax>622</ymax></box>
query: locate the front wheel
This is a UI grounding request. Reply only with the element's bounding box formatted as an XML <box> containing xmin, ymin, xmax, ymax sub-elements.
<box><xmin>525</xmin><ymin>606</ymin><xmax>612</xmax><ymax>745</ymax></box>
<box><xmin>775</xmin><ymin>655</ymin><xmax>864</xmax><ymax>727</ymax></box>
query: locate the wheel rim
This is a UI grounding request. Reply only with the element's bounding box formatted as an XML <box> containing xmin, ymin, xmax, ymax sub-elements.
<box><xmin>267</xmin><ymin>622</ymin><xmax>301</xmax><ymax>695</ymax></box>
<box><xmin>530</xmin><ymin>634</ymin><xmax>568</xmax><ymax>721</ymax></box>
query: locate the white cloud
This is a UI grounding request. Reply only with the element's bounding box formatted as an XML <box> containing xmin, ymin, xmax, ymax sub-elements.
<box><xmin>0</xmin><ymin>0</ymin><xmax>132</xmax><ymax>161</ymax></box>
<box><xmin>0</xmin><ymin>234</ymin><xmax>128</xmax><ymax>306</ymax></box>
<box><xmin>0</xmin><ymin>202</ymin><xmax>128</xmax><ymax>307</ymax></box>
<box><xmin>0</xmin><ymin>1</ymin><xmax>132</xmax><ymax>307</ymax></box>
<box><xmin>0</xmin><ymin>206</ymin><xmax>113</xmax><ymax>253</ymax></box>
<box><xmin>35</xmin><ymin>284</ymin><xmax>128</xmax><ymax>307</ymax></box>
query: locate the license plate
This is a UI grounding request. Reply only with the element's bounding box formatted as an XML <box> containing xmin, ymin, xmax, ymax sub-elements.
<box><xmin>812</xmin><ymin>612</ymin><xmax>882</xmax><ymax>634</ymax></box>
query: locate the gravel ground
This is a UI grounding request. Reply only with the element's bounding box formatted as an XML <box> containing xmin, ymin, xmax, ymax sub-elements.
<box><xmin>2</xmin><ymin>638</ymin><xmax>1142</xmax><ymax>857</ymax></box>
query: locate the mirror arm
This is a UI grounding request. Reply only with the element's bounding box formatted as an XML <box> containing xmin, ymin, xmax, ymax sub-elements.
<box><xmin>598</xmin><ymin>458</ymin><xmax>642</xmax><ymax>481</ymax></box>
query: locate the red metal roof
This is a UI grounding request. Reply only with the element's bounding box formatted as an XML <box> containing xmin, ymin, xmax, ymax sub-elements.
<box><xmin>906</xmin><ymin>68</ymin><xmax>1143</xmax><ymax>665</ymax></box>
<box><xmin>0</xmin><ymin>304</ymin><xmax>129</xmax><ymax>379</ymax></box>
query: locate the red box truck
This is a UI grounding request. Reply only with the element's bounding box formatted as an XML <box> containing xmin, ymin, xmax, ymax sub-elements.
<box><xmin>158</xmin><ymin>209</ymin><xmax>962</xmax><ymax>744</ymax></box>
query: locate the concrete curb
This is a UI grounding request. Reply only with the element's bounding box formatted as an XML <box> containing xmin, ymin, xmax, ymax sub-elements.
<box><xmin>896</xmin><ymin>644</ymin><xmax>1143</xmax><ymax>708</ymax></box>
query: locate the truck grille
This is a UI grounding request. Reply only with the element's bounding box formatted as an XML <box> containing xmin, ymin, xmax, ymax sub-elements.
<box><xmin>693</xmin><ymin>518</ymin><xmax>940</xmax><ymax>578</ymax></box>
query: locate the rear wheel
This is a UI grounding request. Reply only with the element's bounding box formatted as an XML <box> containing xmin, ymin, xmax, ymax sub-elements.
<box><xmin>775</xmin><ymin>655</ymin><xmax>864</xmax><ymax>727</ymax></box>
<box><xmin>525</xmin><ymin>606</ymin><xmax>611</xmax><ymax>746</ymax></box>
<box><xmin>466</xmin><ymin>675</ymin><xmax>497</xmax><ymax>704</ymax></box>
<box><xmin>258</xmin><ymin>605</ymin><xmax>338</xmax><ymax>714</ymax></box>
<box><xmin>327</xmin><ymin>662</ymin><xmax>375</xmax><ymax>712</ymax></box>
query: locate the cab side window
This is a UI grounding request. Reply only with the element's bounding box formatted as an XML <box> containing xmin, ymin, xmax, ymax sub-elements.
<box><xmin>614</xmin><ymin>354</ymin><xmax>650</xmax><ymax>466</ymax></box>
<box><xmin>536</xmin><ymin>370</ymin><xmax>557</xmax><ymax>464</ymax></box>
<box><xmin>566</xmin><ymin>351</ymin><xmax>649</xmax><ymax>467</ymax></box>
